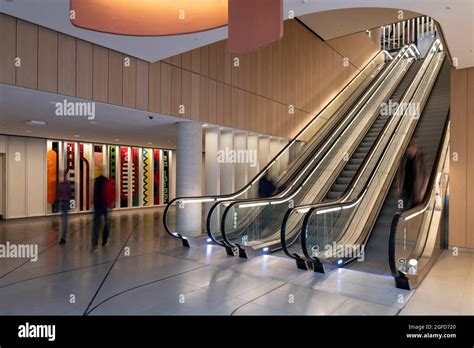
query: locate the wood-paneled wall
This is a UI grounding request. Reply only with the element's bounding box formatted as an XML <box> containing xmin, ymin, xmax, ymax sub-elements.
<box><xmin>0</xmin><ymin>13</ymin><xmax>380</xmax><ymax>138</ymax></box>
<box><xmin>450</xmin><ymin>67</ymin><xmax>474</xmax><ymax>250</ymax></box>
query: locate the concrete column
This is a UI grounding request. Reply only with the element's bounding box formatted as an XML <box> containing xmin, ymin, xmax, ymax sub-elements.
<box><xmin>176</xmin><ymin>121</ymin><xmax>202</xmax><ymax>236</ymax></box>
<box><xmin>219</xmin><ymin>129</ymin><xmax>235</xmax><ymax>195</ymax></box>
<box><xmin>204</xmin><ymin>127</ymin><xmax>220</xmax><ymax>196</ymax></box>
<box><xmin>234</xmin><ymin>132</ymin><xmax>248</xmax><ymax>192</ymax></box>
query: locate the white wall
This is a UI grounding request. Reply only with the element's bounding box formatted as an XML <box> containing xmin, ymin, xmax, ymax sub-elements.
<box><xmin>234</xmin><ymin>133</ymin><xmax>248</xmax><ymax>192</ymax></box>
<box><xmin>219</xmin><ymin>130</ymin><xmax>235</xmax><ymax>195</ymax></box>
<box><xmin>26</xmin><ymin>138</ymin><xmax>46</xmax><ymax>217</ymax></box>
<box><xmin>4</xmin><ymin>136</ymin><xmax>46</xmax><ymax>219</ymax></box>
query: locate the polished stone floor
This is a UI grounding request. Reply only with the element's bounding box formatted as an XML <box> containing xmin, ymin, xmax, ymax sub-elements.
<box><xmin>0</xmin><ymin>208</ymin><xmax>472</xmax><ymax>315</ymax></box>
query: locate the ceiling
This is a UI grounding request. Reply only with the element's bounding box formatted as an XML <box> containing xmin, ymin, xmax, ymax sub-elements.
<box><xmin>299</xmin><ymin>8</ymin><xmax>421</xmax><ymax>40</ymax></box>
<box><xmin>1</xmin><ymin>0</ymin><xmax>473</xmax><ymax>68</ymax></box>
<box><xmin>0</xmin><ymin>84</ymin><xmax>182</xmax><ymax>149</ymax></box>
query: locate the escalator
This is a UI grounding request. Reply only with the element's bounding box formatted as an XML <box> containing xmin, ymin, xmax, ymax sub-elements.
<box><xmin>218</xmin><ymin>49</ymin><xmax>419</xmax><ymax>257</ymax></box>
<box><xmin>283</xmin><ymin>39</ymin><xmax>448</xmax><ymax>287</ymax></box>
<box><xmin>163</xmin><ymin>49</ymin><xmax>398</xmax><ymax>247</ymax></box>
<box><xmin>273</xmin><ymin>58</ymin><xmax>424</xmax><ymax>260</ymax></box>
<box><xmin>272</xmin><ymin>59</ymin><xmax>424</xmax><ymax>260</ymax></box>
<box><xmin>348</xmin><ymin>59</ymin><xmax>450</xmax><ymax>276</ymax></box>
<box><xmin>322</xmin><ymin>60</ymin><xmax>423</xmax><ymax>202</ymax></box>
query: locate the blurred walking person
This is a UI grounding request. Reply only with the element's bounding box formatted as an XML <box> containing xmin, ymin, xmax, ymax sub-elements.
<box><xmin>58</xmin><ymin>177</ymin><xmax>72</xmax><ymax>245</ymax></box>
<box><xmin>92</xmin><ymin>174</ymin><xmax>115</xmax><ymax>250</ymax></box>
<box><xmin>397</xmin><ymin>139</ymin><xmax>427</xmax><ymax>210</ymax></box>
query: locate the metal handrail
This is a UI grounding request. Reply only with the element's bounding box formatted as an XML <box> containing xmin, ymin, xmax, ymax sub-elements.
<box><xmin>219</xmin><ymin>46</ymin><xmax>414</xmax><ymax>250</ymax></box>
<box><xmin>163</xmin><ymin>50</ymin><xmax>388</xmax><ymax>242</ymax></box>
<box><xmin>297</xmin><ymin>39</ymin><xmax>442</xmax><ymax>265</ymax></box>
<box><xmin>205</xmin><ymin>48</ymin><xmax>408</xmax><ymax>247</ymax></box>
<box><xmin>388</xmin><ymin>115</ymin><xmax>450</xmax><ymax>277</ymax></box>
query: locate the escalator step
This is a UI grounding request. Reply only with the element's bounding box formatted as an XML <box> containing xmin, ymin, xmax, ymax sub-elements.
<box><xmin>340</xmin><ymin>170</ymin><xmax>356</xmax><ymax>178</ymax></box>
<box><xmin>336</xmin><ymin>177</ymin><xmax>351</xmax><ymax>184</ymax></box>
<box><xmin>326</xmin><ymin>192</ymin><xmax>341</xmax><ymax>200</ymax></box>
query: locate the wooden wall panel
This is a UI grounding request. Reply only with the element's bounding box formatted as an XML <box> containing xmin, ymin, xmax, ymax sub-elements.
<box><xmin>108</xmin><ymin>50</ymin><xmax>123</xmax><ymax>105</ymax></box>
<box><xmin>449</xmin><ymin>68</ymin><xmax>467</xmax><ymax>248</ymax></box>
<box><xmin>224</xmin><ymin>84</ymin><xmax>232</xmax><ymax>127</ymax></box>
<box><xmin>136</xmin><ymin>59</ymin><xmax>149</xmax><ymax>111</ymax></box>
<box><xmin>38</xmin><ymin>27</ymin><xmax>58</xmax><ymax>93</ymax></box>
<box><xmin>148</xmin><ymin>61</ymin><xmax>161</xmax><ymax>112</ymax></box>
<box><xmin>208</xmin><ymin>79</ymin><xmax>217</xmax><ymax>125</ymax></box>
<box><xmin>467</xmin><ymin>68</ymin><xmax>474</xmax><ymax>249</ymax></box>
<box><xmin>327</xmin><ymin>31</ymin><xmax>380</xmax><ymax>70</ymax></box>
<box><xmin>0</xmin><ymin>14</ymin><xmax>16</xmax><ymax>84</ymax></box>
<box><xmin>181</xmin><ymin>69</ymin><xmax>192</xmax><ymax>119</ymax></box>
<box><xmin>208</xmin><ymin>43</ymin><xmax>217</xmax><ymax>80</ymax></box>
<box><xmin>171</xmin><ymin>65</ymin><xmax>182</xmax><ymax>116</ymax></box>
<box><xmin>190</xmin><ymin>72</ymin><xmax>200</xmax><ymax>121</ymax></box>
<box><xmin>122</xmin><ymin>56</ymin><xmax>137</xmax><ymax>108</ymax></box>
<box><xmin>171</xmin><ymin>53</ymin><xmax>181</xmax><ymax>68</ymax></box>
<box><xmin>215</xmin><ymin>41</ymin><xmax>225</xmax><ymax>82</ymax></box>
<box><xmin>92</xmin><ymin>45</ymin><xmax>108</xmax><ymax>103</ymax></box>
<box><xmin>57</xmin><ymin>33</ymin><xmax>76</xmax><ymax>96</ymax></box>
<box><xmin>181</xmin><ymin>51</ymin><xmax>192</xmax><ymax>71</ymax></box>
<box><xmin>200</xmin><ymin>46</ymin><xmax>209</xmax><ymax>77</ymax></box>
<box><xmin>160</xmin><ymin>62</ymin><xmax>172</xmax><ymax>115</ymax></box>
<box><xmin>76</xmin><ymin>40</ymin><xmax>93</xmax><ymax>99</ymax></box>
<box><xmin>16</xmin><ymin>20</ymin><xmax>37</xmax><ymax>89</ymax></box>
<box><xmin>0</xmin><ymin>13</ymin><xmax>382</xmax><ymax>140</ymax></box>
<box><xmin>216</xmin><ymin>81</ymin><xmax>225</xmax><ymax>126</ymax></box>
<box><xmin>199</xmin><ymin>76</ymin><xmax>209</xmax><ymax>122</ymax></box>
<box><xmin>191</xmin><ymin>48</ymin><xmax>200</xmax><ymax>74</ymax></box>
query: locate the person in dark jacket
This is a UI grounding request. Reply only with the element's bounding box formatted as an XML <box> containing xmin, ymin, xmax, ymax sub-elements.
<box><xmin>397</xmin><ymin>139</ymin><xmax>427</xmax><ymax>210</ymax></box>
<box><xmin>92</xmin><ymin>175</ymin><xmax>115</xmax><ymax>250</ymax></box>
<box><xmin>58</xmin><ymin>178</ymin><xmax>72</xmax><ymax>245</ymax></box>
<box><xmin>258</xmin><ymin>173</ymin><xmax>276</xmax><ymax>198</ymax></box>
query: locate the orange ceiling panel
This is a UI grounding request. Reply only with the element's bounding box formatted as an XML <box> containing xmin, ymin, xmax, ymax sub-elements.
<box><xmin>70</xmin><ymin>0</ymin><xmax>228</xmax><ymax>36</ymax></box>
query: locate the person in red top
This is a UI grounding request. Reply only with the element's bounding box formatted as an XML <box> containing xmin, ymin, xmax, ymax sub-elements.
<box><xmin>91</xmin><ymin>175</ymin><xmax>115</xmax><ymax>250</ymax></box>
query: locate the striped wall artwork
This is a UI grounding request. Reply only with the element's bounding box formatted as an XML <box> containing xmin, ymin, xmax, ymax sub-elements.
<box><xmin>65</xmin><ymin>143</ymin><xmax>76</xmax><ymax>206</ymax></box>
<box><xmin>120</xmin><ymin>147</ymin><xmax>129</xmax><ymax>208</ymax></box>
<box><xmin>142</xmin><ymin>148</ymin><xmax>151</xmax><ymax>206</ymax></box>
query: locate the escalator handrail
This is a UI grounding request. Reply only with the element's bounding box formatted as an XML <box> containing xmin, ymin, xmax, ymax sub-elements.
<box><xmin>206</xmin><ymin>48</ymin><xmax>411</xmax><ymax>246</ymax></box>
<box><xmin>388</xmin><ymin>113</ymin><xmax>450</xmax><ymax>277</ymax></box>
<box><xmin>163</xmin><ymin>50</ymin><xmax>389</xmax><ymax>240</ymax></box>
<box><xmin>218</xmin><ymin>47</ymin><xmax>414</xmax><ymax>249</ymax></box>
<box><xmin>280</xmin><ymin>61</ymin><xmax>411</xmax><ymax>258</ymax></box>
<box><xmin>298</xmin><ymin>39</ymin><xmax>443</xmax><ymax>264</ymax></box>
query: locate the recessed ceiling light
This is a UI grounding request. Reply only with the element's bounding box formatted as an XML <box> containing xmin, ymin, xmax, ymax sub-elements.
<box><xmin>25</xmin><ymin>130</ymin><xmax>32</xmax><ymax>133</ymax></box>
<box><xmin>74</xmin><ymin>134</ymin><xmax>80</xmax><ymax>138</ymax></box>
<box><xmin>25</xmin><ymin>120</ymin><xmax>46</xmax><ymax>126</ymax></box>
<box><xmin>115</xmin><ymin>139</ymin><xmax>120</xmax><ymax>141</ymax></box>
<box><xmin>148</xmin><ymin>142</ymin><xmax>153</xmax><ymax>145</ymax></box>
